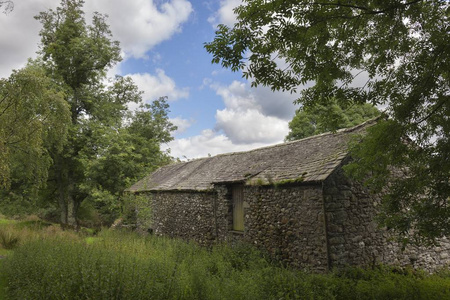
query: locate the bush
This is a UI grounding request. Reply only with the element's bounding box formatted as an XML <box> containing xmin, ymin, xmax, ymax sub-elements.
<box><xmin>0</xmin><ymin>192</ymin><xmax>57</xmax><ymax>221</ymax></box>
<box><xmin>77</xmin><ymin>199</ymin><xmax>104</xmax><ymax>228</ymax></box>
<box><xmin>0</xmin><ymin>226</ymin><xmax>19</xmax><ymax>250</ymax></box>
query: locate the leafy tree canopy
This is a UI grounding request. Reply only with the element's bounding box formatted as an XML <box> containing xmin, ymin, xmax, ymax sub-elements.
<box><xmin>0</xmin><ymin>62</ymin><xmax>70</xmax><ymax>190</ymax></box>
<box><xmin>1</xmin><ymin>0</ymin><xmax>176</xmax><ymax>226</ymax></box>
<box><xmin>286</xmin><ymin>101</ymin><xmax>380</xmax><ymax>141</ymax></box>
<box><xmin>206</xmin><ymin>0</ymin><xmax>450</xmax><ymax>244</ymax></box>
<box><xmin>79</xmin><ymin>97</ymin><xmax>176</xmax><ymax>224</ymax></box>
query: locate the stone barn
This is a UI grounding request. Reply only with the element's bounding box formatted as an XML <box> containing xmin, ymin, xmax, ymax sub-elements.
<box><xmin>127</xmin><ymin>121</ymin><xmax>449</xmax><ymax>272</ymax></box>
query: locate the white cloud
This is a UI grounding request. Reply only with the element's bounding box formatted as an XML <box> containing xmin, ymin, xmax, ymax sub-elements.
<box><xmin>85</xmin><ymin>0</ymin><xmax>193</xmax><ymax>59</ymax></box>
<box><xmin>199</xmin><ymin>77</ymin><xmax>213</xmax><ymax>90</ymax></box>
<box><xmin>211</xmin><ymin>80</ymin><xmax>297</xmax><ymax>144</ymax></box>
<box><xmin>165</xmin><ymin>79</ymin><xmax>298</xmax><ymax>159</ymax></box>
<box><xmin>0</xmin><ymin>0</ymin><xmax>192</xmax><ymax>79</ymax></box>
<box><xmin>213</xmin><ymin>81</ymin><xmax>260</xmax><ymax>111</ymax></box>
<box><xmin>252</xmin><ymin>85</ymin><xmax>300</xmax><ymax>120</ymax></box>
<box><xmin>208</xmin><ymin>0</ymin><xmax>241</xmax><ymax>27</ymax></box>
<box><xmin>215</xmin><ymin>108</ymin><xmax>289</xmax><ymax>144</ymax></box>
<box><xmin>0</xmin><ymin>0</ymin><xmax>58</xmax><ymax>78</ymax></box>
<box><xmin>163</xmin><ymin>129</ymin><xmax>271</xmax><ymax>159</ymax></box>
<box><xmin>213</xmin><ymin>80</ymin><xmax>298</xmax><ymax>119</ymax></box>
<box><xmin>127</xmin><ymin>69</ymin><xmax>189</xmax><ymax>102</ymax></box>
<box><xmin>170</xmin><ymin>117</ymin><xmax>194</xmax><ymax>136</ymax></box>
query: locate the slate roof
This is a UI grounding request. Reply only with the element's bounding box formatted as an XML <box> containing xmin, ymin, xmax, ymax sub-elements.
<box><xmin>127</xmin><ymin>119</ymin><xmax>376</xmax><ymax>192</ymax></box>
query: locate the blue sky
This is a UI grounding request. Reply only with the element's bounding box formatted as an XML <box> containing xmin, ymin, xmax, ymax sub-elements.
<box><xmin>0</xmin><ymin>0</ymin><xmax>299</xmax><ymax>159</ymax></box>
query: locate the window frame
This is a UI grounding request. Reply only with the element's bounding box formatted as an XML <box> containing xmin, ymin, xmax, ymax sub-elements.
<box><xmin>232</xmin><ymin>184</ymin><xmax>244</xmax><ymax>232</ymax></box>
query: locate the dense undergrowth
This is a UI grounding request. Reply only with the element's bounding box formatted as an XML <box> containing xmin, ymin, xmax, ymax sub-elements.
<box><xmin>0</xmin><ymin>217</ymin><xmax>449</xmax><ymax>300</ymax></box>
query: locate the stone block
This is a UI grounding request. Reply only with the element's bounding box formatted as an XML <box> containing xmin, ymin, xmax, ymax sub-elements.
<box><xmin>328</xmin><ymin>224</ymin><xmax>343</xmax><ymax>233</ymax></box>
<box><xmin>352</xmin><ymin>235</ymin><xmax>363</xmax><ymax>243</ymax></box>
<box><xmin>329</xmin><ymin>237</ymin><xmax>345</xmax><ymax>245</ymax></box>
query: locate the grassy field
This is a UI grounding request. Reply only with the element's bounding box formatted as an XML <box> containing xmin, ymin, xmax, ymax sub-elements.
<box><xmin>0</xmin><ymin>216</ymin><xmax>449</xmax><ymax>300</ymax></box>
<box><xmin>0</xmin><ymin>217</ymin><xmax>14</xmax><ymax>300</ymax></box>
<box><xmin>0</xmin><ymin>259</ymin><xmax>6</xmax><ymax>300</ymax></box>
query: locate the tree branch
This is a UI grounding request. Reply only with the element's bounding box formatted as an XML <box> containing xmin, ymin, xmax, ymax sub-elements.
<box><xmin>313</xmin><ymin>0</ymin><xmax>424</xmax><ymax>15</ymax></box>
<box><xmin>414</xmin><ymin>97</ymin><xmax>448</xmax><ymax>125</ymax></box>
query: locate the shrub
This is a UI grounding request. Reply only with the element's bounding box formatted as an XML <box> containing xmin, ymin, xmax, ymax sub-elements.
<box><xmin>0</xmin><ymin>192</ymin><xmax>57</xmax><ymax>220</ymax></box>
<box><xmin>0</xmin><ymin>227</ymin><xmax>19</xmax><ymax>250</ymax></box>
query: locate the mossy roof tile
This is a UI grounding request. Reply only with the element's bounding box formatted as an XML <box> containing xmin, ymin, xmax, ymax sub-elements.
<box><xmin>126</xmin><ymin>120</ymin><xmax>375</xmax><ymax>192</ymax></box>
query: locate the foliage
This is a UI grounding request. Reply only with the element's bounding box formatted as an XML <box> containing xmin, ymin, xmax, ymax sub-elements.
<box><xmin>0</xmin><ymin>216</ymin><xmax>54</xmax><ymax>251</ymax></box>
<box><xmin>344</xmin><ymin>119</ymin><xmax>450</xmax><ymax>245</ymax></box>
<box><xmin>35</xmin><ymin>0</ymin><xmax>121</xmax><ymax>90</ymax></box>
<box><xmin>79</xmin><ymin>97</ymin><xmax>176</xmax><ymax>226</ymax></box>
<box><xmin>205</xmin><ymin>0</ymin><xmax>450</xmax><ymax>243</ymax></box>
<box><xmin>0</xmin><ymin>0</ymin><xmax>177</xmax><ymax>226</ymax></box>
<box><xmin>0</xmin><ymin>226</ymin><xmax>19</xmax><ymax>250</ymax></box>
<box><xmin>31</xmin><ymin>0</ymin><xmax>123</xmax><ymax>226</ymax></box>
<box><xmin>0</xmin><ymin>228</ymin><xmax>449</xmax><ymax>300</ymax></box>
<box><xmin>0</xmin><ymin>187</ymin><xmax>60</xmax><ymax>221</ymax></box>
<box><xmin>286</xmin><ymin>100</ymin><xmax>380</xmax><ymax>141</ymax></box>
<box><xmin>122</xmin><ymin>193</ymin><xmax>152</xmax><ymax>230</ymax></box>
<box><xmin>0</xmin><ymin>63</ymin><xmax>70</xmax><ymax>191</ymax></box>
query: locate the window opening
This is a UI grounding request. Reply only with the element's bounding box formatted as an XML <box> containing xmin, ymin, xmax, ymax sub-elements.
<box><xmin>232</xmin><ymin>185</ymin><xmax>244</xmax><ymax>231</ymax></box>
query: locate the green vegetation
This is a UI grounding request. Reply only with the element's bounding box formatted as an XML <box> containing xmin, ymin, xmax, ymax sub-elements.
<box><xmin>0</xmin><ymin>0</ymin><xmax>176</xmax><ymax>227</ymax></box>
<box><xmin>285</xmin><ymin>100</ymin><xmax>380</xmax><ymax>141</ymax></box>
<box><xmin>247</xmin><ymin>175</ymin><xmax>306</xmax><ymax>187</ymax></box>
<box><xmin>0</xmin><ymin>216</ymin><xmax>448</xmax><ymax>300</ymax></box>
<box><xmin>274</xmin><ymin>176</ymin><xmax>305</xmax><ymax>186</ymax></box>
<box><xmin>0</xmin><ymin>63</ymin><xmax>69</xmax><ymax>191</ymax></box>
<box><xmin>248</xmin><ymin>178</ymin><xmax>269</xmax><ymax>186</ymax></box>
<box><xmin>205</xmin><ymin>0</ymin><xmax>450</xmax><ymax>244</ymax></box>
<box><xmin>0</xmin><ymin>261</ymin><xmax>6</xmax><ymax>300</ymax></box>
<box><xmin>0</xmin><ymin>228</ymin><xmax>19</xmax><ymax>250</ymax></box>
<box><xmin>0</xmin><ymin>219</ymin><xmax>14</xmax><ymax>226</ymax></box>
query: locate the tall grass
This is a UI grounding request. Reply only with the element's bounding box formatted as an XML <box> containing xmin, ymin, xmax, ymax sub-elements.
<box><xmin>0</xmin><ymin>226</ymin><xmax>19</xmax><ymax>250</ymax></box>
<box><xmin>2</xmin><ymin>230</ymin><xmax>269</xmax><ymax>299</ymax></box>
<box><xmin>0</xmin><ymin>227</ymin><xmax>449</xmax><ymax>300</ymax></box>
<box><xmin>0</xmin><ymin>260</ymin><xmax>7</xmax><ymax>300</ymax></box>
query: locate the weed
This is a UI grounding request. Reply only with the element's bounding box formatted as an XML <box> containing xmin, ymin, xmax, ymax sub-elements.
<box><xmin>0</xmin><ymin>227</ymin><xmax>19</xmax><ymax>250</ymax></box>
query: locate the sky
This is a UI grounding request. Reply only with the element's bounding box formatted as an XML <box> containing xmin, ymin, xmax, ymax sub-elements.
<box><xmin>0</xmin><ymin>0</ymin><xmax>299</xmax><ymax>159</ymax></box>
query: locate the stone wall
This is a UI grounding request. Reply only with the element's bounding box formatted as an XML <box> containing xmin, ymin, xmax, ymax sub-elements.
<box><xmin>323</xmin><ymin>167</ymin><xmax>450</xmax><ymax>272</ymax></box>
<box><xmin>217</xmin><ymin>184</ymin><xmax>329</xmax><ymax>272</ymax></box>
<box><xmin>137</xmin><ymin>184</ymin><xmax>329</xmax><ymax>271</ymax></box>
<box><xmin>135</xmin><ymin>169</ymin><xmax>449</xmax><ymax>272</ymax></box>
<box><xmin>142</xmin><ymin>191</ymin><xmax>218</xmax><ymax>245</ymax></box>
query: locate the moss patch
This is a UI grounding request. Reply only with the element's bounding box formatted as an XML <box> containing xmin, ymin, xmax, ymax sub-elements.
<box><xmin>274</xmin><ymin>176</ymin><xmax>305</xmax><ymax>186</ymax></box>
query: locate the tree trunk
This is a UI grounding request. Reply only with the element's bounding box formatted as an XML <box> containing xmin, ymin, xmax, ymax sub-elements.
<box><xmin>58</xmin><ymin>191</ymin><xmax>68</xmax><ymax>225</ymax></box>
<box><xmin>55</xmin><ymin>156</ymin><xmax>78</xmax><ymax>228</ymax></box>
<box><xmin>66</xmin><ymin>179</ymin><xmax>78</xmax><ymax>227</ymax></box>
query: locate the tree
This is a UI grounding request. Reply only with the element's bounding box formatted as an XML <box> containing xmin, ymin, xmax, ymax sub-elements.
<box><xmin>206</xmin><ymin>1</ymin><xmax>450</xmax><ymax>243</ymax></box>
<box><xmin>30</xmin><ymin>0</ymin><xmax>175</xmax><ymax>226</ymax></box>
<box><xmin>286</xmin><ymin>101</ymin><xmax>380</xmax><ymax>141</ymax></box>
<box><xmin>33</xmin><ymin>0</ymin><xmax>122</xmax><ymax>226</ymax></box>
<box><xmin>80</xmin><ymin>96</ymin><xmax>176</xmax><ymax>225</ymax></box>
<box><xmin>0</xmin><ymin>63</ymin><xmax>70</xmax><ymax>191</ymax></box>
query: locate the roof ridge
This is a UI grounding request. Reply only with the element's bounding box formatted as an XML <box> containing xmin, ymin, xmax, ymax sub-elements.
<box><xmin>202</xmin><ymin>117</ymin><xmax>378</xmax><ymax>160</ymax></box>
<box><xmin>128</xmin><ymin>117</ymin><xmax>380</xmax><ymax>192</ymax></box>
<box><xmin>165</xmin><ymin>117</ymin><xmax>379</xmax><ymax>166</ymax></box>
